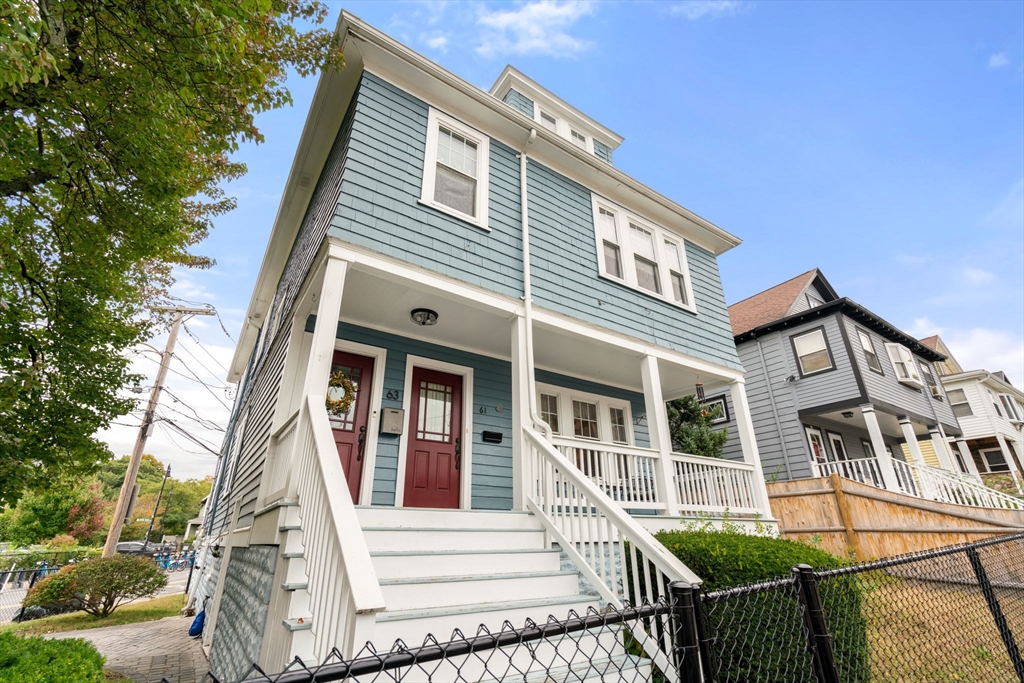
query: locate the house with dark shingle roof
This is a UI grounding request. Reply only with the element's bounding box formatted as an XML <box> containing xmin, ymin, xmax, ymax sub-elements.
<box><xmin>714</xmin><ymin>270</ymin><xmax>1021</xmax><ymax>509</ymax></box>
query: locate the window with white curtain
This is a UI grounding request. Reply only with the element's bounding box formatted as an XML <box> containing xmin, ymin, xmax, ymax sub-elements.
<box><xmin>591</xmin><ymin>196</ymin><xmax>696</xmax><ymax>312</ymax></box>
<box><xmin>420</xmin><ymin>108</ymin><xmax>490</xmax><ymax>229</ymax></box>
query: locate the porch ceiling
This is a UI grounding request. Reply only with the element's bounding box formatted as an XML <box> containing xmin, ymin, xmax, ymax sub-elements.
<box><xmin>814</xmin><ymin>408</ymin><xmax>931</xmax><ymax>439</ymax></box>
<box><xmin>338</xmin><ymin>269</ymin><xmax>512</xmax><ymax>358</ymax></box>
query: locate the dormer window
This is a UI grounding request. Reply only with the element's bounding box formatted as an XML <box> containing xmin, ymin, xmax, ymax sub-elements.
<box><xmin>540</xmin><ymin>110</ymin><xmax>558</xmax><ymax>133</ymax></box>
<box><xmin>420</xmin><ymin>108</ymin><xmax>490</xmax><ymax>230</ymax></box>
<box><xmin>571</xmin><ymin>129</ymin><xmax>587</xmax><ymax>150</ymax></box>
<box><xmin>885</xmin><ymin>344</ymin><xmax>923</xmax><ymax>388</ymax></box>
<box><xmin>806</xmin><ymin>292</ymin><xmax>824</xmax><ymax>308</ymax></box>
<box><xmin>592</xmin><ymin>197</ymin><xmax>696</xmax><ymax>312</ymax></box>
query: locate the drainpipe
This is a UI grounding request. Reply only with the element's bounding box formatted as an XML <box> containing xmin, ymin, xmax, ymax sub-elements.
<box><xmin>518</xmin><ymin>129</ymin><xmax>551</xmax><ymax>440</ymax></box>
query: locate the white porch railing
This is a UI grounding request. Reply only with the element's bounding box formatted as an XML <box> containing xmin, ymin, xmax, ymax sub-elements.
<box><xmin>671</xmin><ymin>452</ymin><xmax>761</xmax><ymax>514</ymax></box>
<box><xmin>551</xmin><ymin>437</ymin><xmax>664</xmax><ymax>511</ymax></box>
<box><xmin>524</xmin><ymin>427</ymin><xmax>701</xmax><ymax>680</ymax></box>
<box><xmin>294</xmin><ymin>394</ymin><xmax>385</xmax><ymax>661</ymax></box>
<box><xmin>891</xmin><ymin>458</ymin><xmax>1024</xmax><ymax>511</ymax></box>
<box><xmin>815</xmin><ymin>458</ymin><xmax>884</xmax><ymax>490</ymax></box>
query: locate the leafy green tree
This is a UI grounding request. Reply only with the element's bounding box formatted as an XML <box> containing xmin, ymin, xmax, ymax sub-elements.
<box><xmin>0</xmin><ymin>481</ymin><xmax>106</xmax><ymax>546</ymax></box>
<box><xmin>159</xmin><ymin>477</ymin><xmax>212</xmax><ymax>537</ymax></box>
<box><xmin>667</xmin><ymin>395</ymin><xmax>729</xmax><ymax>458</ymax></box>
<box><xmin>97</xmin><ymin>454</ymin><xmax>166</xmax><ymax>499</ymax></box>
<box><xmin>0</xmin><ymin>0</ymin><xmax>343</xmax><ymax>507</ymax></box>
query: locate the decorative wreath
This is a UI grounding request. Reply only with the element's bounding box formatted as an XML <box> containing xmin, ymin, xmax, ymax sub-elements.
<box><xmin>325</xmin><ymin>370</ymin><xmax>356</xmax><ymax>416</ymax></box>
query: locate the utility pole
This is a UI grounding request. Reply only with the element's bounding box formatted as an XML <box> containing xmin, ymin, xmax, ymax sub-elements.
<box><xmin>103</xmin><ymin>306</ymin><xmax>215</xmax><ymax>557</ymax></box>
<box><xmin>143</xmin><ymin>465</ymin><xmax>171</xmax><ymax>551</ymax></box>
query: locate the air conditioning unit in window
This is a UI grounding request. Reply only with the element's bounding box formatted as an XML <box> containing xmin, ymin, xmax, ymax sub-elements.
<box><xmin>930</xmin><ymin>386</ymin><xmax>944</xmax><ymax>399</ymax></box>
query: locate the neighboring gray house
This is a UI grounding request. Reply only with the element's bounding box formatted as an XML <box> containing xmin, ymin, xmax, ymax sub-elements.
<box><xmin>718</xmin><ymin>269</ymin><xmax>1021</xmax><ymax>509</ymax></box>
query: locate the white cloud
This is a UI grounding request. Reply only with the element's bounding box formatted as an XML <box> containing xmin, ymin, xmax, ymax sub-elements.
<box><xmin>960</xmin><ymin>266</ymin><xmax>996</xmax><ymax>285</ymax></box>
<box><xmin>989</xmin><ymin>52</ymin><xmax>1011</xmax><ymax>69</ymax></box>
<box><xmin>905</xmin><ymin>318</ymin><xmax>1023</xmax><ymax>387</ymax></box>
<box><xmin>424</xmin><ymin>34</ymin><xmax>449</xmax><ymax>51</ymax></box>
<box><xmin>476</xmin><ymin>1</ymin><xmax>595</xmax><ymax>58</ymax></box>
<box><xmin>668</xmin><ymin>1</ymin><xmax>746</xmax><ymax>20</ymax></box>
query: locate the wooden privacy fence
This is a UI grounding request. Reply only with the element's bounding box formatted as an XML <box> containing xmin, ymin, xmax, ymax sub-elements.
<box><xmin>769</xmin><ymin>473</ymin><xmax>1024</xmax><ymax>560</ymax></box>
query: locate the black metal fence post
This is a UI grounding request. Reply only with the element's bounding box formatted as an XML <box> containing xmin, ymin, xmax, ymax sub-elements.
<box><xmin>691</xmin><ymin>584</ymin><xmax>717</xmax><ymax>683</ymax></box>
<box><xmin>13</xmin><ymin>570</ymin><xmax>40</xmax><ymax>623</ymax></box>
<box><xmin>966</xmin><ymin>546</ymin><xmax>1024</xmax><ymax>680</ymax></box>
<box><xmin>668</xmin><ymin>580</ymin><xmax>703</xmax><ymax>683</ymax></box>
<box><xmin>792</xmin><ymin>564</ymin><xmax>840</xmax><ymax>683</ymax></box>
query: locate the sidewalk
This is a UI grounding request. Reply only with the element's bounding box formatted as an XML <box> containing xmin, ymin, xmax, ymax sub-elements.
<box><xmin>46</xmin><ymin>615</ymin><xmax>207</xmax><ymax>683</ymax></box>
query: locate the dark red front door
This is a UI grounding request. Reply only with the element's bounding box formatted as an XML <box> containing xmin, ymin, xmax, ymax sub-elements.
<box><xmin>404</xmin><ymin>367</ymin><xmax>463</xmax><ymax>509</ymax></box>
<box><xmin>329</xmin><ymin>351</ymin><xmax>375</xmax><ymax>504</ymax></box>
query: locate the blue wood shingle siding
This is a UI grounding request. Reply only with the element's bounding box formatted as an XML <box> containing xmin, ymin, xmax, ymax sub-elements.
<box><xmin>330</xmin><ymin>71</ymin><xmax>741</xmax><ymax>371</ymax></box>
<box><xmin>502</xmin><ymin>88</ymin><xmax>535</xmax><ymax>117</ymax></box>
<box><xmin>593</xmin><ymin>140</ymin><xmax>613</xmax><ymax>164</ymax></box>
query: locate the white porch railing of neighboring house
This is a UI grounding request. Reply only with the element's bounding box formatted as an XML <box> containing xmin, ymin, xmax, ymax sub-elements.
<box><xmin>671</xmin><ymin>452</ymin><xmax>762</xmax><ymax>515</ymax></box>
<box><xmin>816</xmin><ymin>457</ymin><xmax>1024</xmax><ymax>511</ymax></box>
<box><xmin>524</xmin><ymin>426</ymin><xmax>702</xmax><ymax>680</ymax></box>
<box><xmin>293</xmin><ymin>394</ymin><xmax>386</xmax><ymax>661</ymax></box>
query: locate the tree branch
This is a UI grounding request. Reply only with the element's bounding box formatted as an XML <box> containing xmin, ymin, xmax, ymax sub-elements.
<box><xmin>0</xmin><ymin>170</ymin><xmax>57</xmax><ymax>196</ymax></box>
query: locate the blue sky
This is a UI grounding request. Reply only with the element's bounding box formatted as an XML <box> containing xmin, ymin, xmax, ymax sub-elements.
<box><xmin>101</xmin><ymin>1</ymin><xmax>1024</xmax><ymax>479</ymax></box>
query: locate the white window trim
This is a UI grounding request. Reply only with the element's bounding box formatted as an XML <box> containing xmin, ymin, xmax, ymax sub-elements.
<box><xmin>884</xmin><ymin>343</ymin><xmax>923</xmax><ymax>388</ymax></box>
<box><xmin>827</xmin><ymin>431</ymin><xmax>848</xmax><ymax>461</ymax></box>
<box><xmin>947</xmin><ymin>388</ymin><xmax>973</xmax><ymax>417</ymax></box>
<box><xmin>533</xmin><ymin>102</ymin><xmax>594</xmax><ymax>153</ymax></box>
<box><xmin>537</xmin><ymin>382</ymin><xmax>634</xmax><ymax>446</ymax></box>
<box><xmin>590</xmin><ymin>195</ymin><xmax>698</xmax><ymax>313</ymax></box>
<box><xmin>979</xmin><ymin>447</ymin><xmax>1010</xmax><ymax>473</ymax></box>
<box><xmin>419</xmin><ymin>108</ymin><xmax>491</xmax><ymax>231</ymax></box>
<box><xmin>998</xmin><ymin>394</ymin><xmax>1023</xmax><ymax>423</ymax></box>
<box><xmin>806</xmin><ymin>292</ymin><xmax>824</xmax><ymax>308</ymax></box>
<box><xmin>805</xmin><ymin>425</ymin><xmax>828</xmax><ymax>463</ymax></box>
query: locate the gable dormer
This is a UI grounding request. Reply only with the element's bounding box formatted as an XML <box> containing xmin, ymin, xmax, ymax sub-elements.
<box><xmin>786</xmin><ymin>269</ymin><xmax>839</xmax><ymax>315</ymax></box>
<box><xmin>490</xmin><ymin>66</ymin><xmax>623</xmax><ymax>165</ymax></box>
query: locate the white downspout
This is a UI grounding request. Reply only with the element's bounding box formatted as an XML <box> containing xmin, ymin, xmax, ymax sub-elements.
<box><xmin>518</xmin><ymin>129</ymin><xmax>551</xmax><ymax>440</ymax></box>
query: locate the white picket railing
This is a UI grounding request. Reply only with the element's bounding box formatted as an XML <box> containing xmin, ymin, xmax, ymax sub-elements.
<box><xmin>671</xmin><ymin>452</ymin><xmax>760</xmax><ymax>514</ymax></box>
<box><xmin>294</xmin><ymin>394</ymin><xmax>385</xmax><ymax>661</ymax></box>
<box><xmin>892</xmin><ymin>458</ymin><xmax>1024</xmax><ymax>510</ymax></box>
<box><xmin>815</xmin><ymin>458</ymin><xmax>884</xmax><ymax>490</ymax></box>
<box><xmin>524</xmin><ymin>427</ymin><xmax>701</xmax><ymax>680</ymax></box>
<box><xmin>261</xmin><ymin>410</ymin><xmax>300</xmax><ymax>504</ymax></box>
<box><xmin>551</xmin><ymin>437</ymin><xmax>664</xmax><ymax>510</ymax></box>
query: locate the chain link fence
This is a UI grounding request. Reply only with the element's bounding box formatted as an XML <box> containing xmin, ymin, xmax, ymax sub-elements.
<box><xmin>0</xmin><ymin>562</ymin><xmax>79</xmax><ymax>625</ymax></box>
<box><xmin>190</xmin><ymin>533</ymin><xmax>1023</xmax><ymax>683</ymax></box>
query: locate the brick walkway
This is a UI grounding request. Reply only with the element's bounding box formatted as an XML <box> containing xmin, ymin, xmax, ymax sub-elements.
<box><xmin>47</xmin><ymin>615</ymin><xmax>208</xmax><ymax>682</ymax></box>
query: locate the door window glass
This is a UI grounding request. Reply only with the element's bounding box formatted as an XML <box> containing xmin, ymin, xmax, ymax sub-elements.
<box><xmin>417</xmin><ymin>380</ymin><xmax>453</xmax><ymax>442</ymax></box>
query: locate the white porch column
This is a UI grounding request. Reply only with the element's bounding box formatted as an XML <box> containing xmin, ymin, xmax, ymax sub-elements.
<box><xmin>898</xmin><ymin>416</ymin><xmax>927</xmax><ymax>467</ymax></box>
<box><xmin>728</xmin><ymin>379</ymin><xmax>773</xmax><ymax>519</ymax></box>
<box><xmin>861</xmin><ymin>404</ymin><xmax>900</xmax><ymax>491</ymax></box>
<box><xmin>510</xmin><ymin>315</ymin><xmax>529</xmax><ymax>510</ymax></box>
<box><xmin>994</xmin><ymin>433</ymin><xmax>1024</xmax><ymax>494</ymax></box>
<box><xmin>303</xmin><ymin>257</ymin><xmax>349</xmax><ymax>399</ymax></box>
<box><xmin>955</xmin><ymin>438</ymin><xmax>981</xmax><ymax>478</ymax></box>
<box><xmin>639</xmin><ymin>355</ymin><xmax>680</xmax><ymax>516</ymax></box>
<box><xmin>927</xmin><ymin>425</ymin><xmax>956</xmax><ymax>471</ymax></box>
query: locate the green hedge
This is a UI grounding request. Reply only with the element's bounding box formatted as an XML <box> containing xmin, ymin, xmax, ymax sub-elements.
<box><xmin>654</xmin><ymin>529</ymin><xmax>869</xmax><ymax>683</ymax></box>
<box><xmin>0</xmin><ymin>632</ymin><xmax>104</xmax><ymax>683</ymax></box>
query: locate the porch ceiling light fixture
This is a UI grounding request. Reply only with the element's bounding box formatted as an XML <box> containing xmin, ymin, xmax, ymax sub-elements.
<box><xmin>842</xmin><ymin>411</ymin><xmax>855</xmax><ymax>419</ymax></box>
<box><xmin>410</xmin><ymin>308</ymin><xmax>439</xmax><ymax>326</ymax></box>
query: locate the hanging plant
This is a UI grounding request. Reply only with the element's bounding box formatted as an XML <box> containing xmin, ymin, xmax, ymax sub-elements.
<box><xmin>325</xmin><ymin>370</ymin><xmax>356</xmax><ymax>416</ymax></box>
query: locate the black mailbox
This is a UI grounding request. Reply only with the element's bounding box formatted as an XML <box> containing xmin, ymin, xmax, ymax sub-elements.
<box><xmin>481</xmin><ymin>431</ymin><xmax>503</xmax><ymax>444</ymax></box>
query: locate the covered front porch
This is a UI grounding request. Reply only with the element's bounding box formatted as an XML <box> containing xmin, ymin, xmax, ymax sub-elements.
<box><xmin>800</xmin><ymin>403</ymin><xmax>1023</xmax><ymax>511</ymax></box>
<box><xmin>259</xmin><ymin>239</ymin><xmax>773</xmax><ymax>528</ymax></box>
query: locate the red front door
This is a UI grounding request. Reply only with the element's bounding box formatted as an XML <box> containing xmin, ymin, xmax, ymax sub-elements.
<box><xmin>329</xmin><ymin>351</ymin><xmax>375</xmax><ymax>504</ymax></box>
<box><xmin>404</xmin><ymin>367</ymin><xmax>463</xmax><ymax>509</ymax></box>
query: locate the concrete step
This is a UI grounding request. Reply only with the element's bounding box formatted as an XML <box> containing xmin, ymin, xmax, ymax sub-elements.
<box><xmin>357</xmin><ymin>506</ymin><xmax>542</xmax><ymax>530</ymax></box>
<box><xmin>373</xmin><ymin>595</ymin><xmax>601</xmax><ymax>646</ymax></box>
<box><xmin>370</xmin><ymin>548</ymin><xmax>562</xmax><ymax>580</ymax></box>
<box><xmin>379</xmin><ymin>571</ymin><xmax>580</xmax><ymax>611</ymax></box>
<box><xmin>364</xmin><ymin>527</ymin><xmax>546</xmax><ymax>553</ymax></box>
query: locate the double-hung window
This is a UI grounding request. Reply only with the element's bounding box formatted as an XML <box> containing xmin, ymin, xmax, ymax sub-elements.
<box><xmin>998</xmin><ymin>394</ymin><xmax>1022</xmax><ymax>422</ymax></box>
<box><xmin>857</xmin><ymin>329</ymin><xmax>883</xmax><ymax>373</ymax></box>
<box><xmin>885</xmin><ymin>344</ymin><xmax>922</xmax><ymax>388</ymax></box>
<box><xmin>540</xmin><ymin>392</ymin><xmax>561</xmax><ymax>433</ymax></box>
<box><xmin>420</xmin><ymin>109</ymin><xmax>490</xmax><ymax>230</ymax></box>
<box><xmin>792</xmin><ymin>328</ymin><xmax>833</xmax><ymax>376</ymax></box>
<box><xmin>592</xmin><ymin>197</ymin><xmax>696</xmax><ymax>312</ymax></box>
<box><xmin>947</xmin><ymin>388</ymin><xmax>973</xmax><ymax>418</ymax></box>
<box><xmin>570</xmin><ymin>129</ymin><xmax>587</xmax><ymax>150</ymax></box>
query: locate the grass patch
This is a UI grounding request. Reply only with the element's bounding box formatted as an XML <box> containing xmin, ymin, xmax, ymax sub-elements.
<box><xmin>103</xmin><ymin>671</ymin><xmax>132</xmax><ymax>682</ymax></box>
<box><xmin>0</xmin><ymin>594</ymin><xmax>184</xmax><ymax>637</ymax></box>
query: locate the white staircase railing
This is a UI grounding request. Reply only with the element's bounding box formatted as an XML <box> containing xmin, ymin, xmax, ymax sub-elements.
<box><xmin>892</xmin><ymin>459</ymin><xmax>1024</xmax><ymax>510</ymax></box>
<box><xmin>671</xmin><ymin>452</ymin><xmax>761</xmax><ymax>514</ymax></box>
<box><xmin>524</xmin><ymin>426</ymin><xmax>701</xmax><ymax>679</ymax></box>
<box><xmin>815</xmin><ymin>458</ymin><xmax>884</xmax><ymax>490</ymax></box>
<box><xmin>294</xmin><ymin>394</ymin><xmax>385</xmax><ymax>661</ymax></box>
<box><xmin>551</xmin><ymin>437</ymin><xmax>664</xmax><ymax>511</ymax></box>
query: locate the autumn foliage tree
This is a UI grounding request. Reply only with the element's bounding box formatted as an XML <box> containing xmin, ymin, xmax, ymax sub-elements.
<box><xmin>0</xmin><ymin>1</ymin><xmax>343</xmax><ymax>506</ymax></box>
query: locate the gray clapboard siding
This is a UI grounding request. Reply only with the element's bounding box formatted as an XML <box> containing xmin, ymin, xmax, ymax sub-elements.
<box><xmin>503</xmin><ymin>88</ymin><xmax>535</xmax><ymax>117</ymax></box>
<box><xmin>785</xmin><ymin>316</ymin><xmax>861</xmax><ymax>410</ymax></box>
<box><xmin>802</xmin><ymin>416</ymin><xmax>908</xmax><ymax>463</ymax></box>
<box><xmin>593</xmin><ymin>140</ymin><xmax>613</xmax><ymax>164</ymax></box>
<box><xmin>526</xmin><ymin>159</ymin><xmax>741</xmax><ymax>370</ymax></box>
<box><xmin>843</xmin><ymin>316</ymin><xmax>956</xmax><ymax>428</ymax></box>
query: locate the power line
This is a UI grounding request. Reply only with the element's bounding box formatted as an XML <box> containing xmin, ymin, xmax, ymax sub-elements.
<box><xmin>158</xmin><ymin>417</ymin><xmax>223</xmax><ymax>456</ymax></box>
<box><xmin>166</xmin><ymin>297</ymin><xmax>236</xmax><ymax>344</ymax></box>
<box><xmin>156</xmin><ymin>422</ymin><xmax>220</xmax><ymax>458</ymax></box>
<box><xmin>170</xmin><ymin>353</ymin><xmax>233</xmax><ymax>411</ymax></box>
<box><xmin>176</xmin><ymin>341</ymin><xmax>229</xmax><ymax>387</ymax></box>
<box><xmin>162</xmin><ymin>387</ymin><xmax>227</xmax><ymax>431</ymax></box>
<box><xmin>183</xmin><ymin>323</ymin><xmax>231</xmax><ymax>374</ymax></box>
<box><xmin>158</xmin><ymin>404</ymin><xmax>225</xmax><ymax>433</ymax></box>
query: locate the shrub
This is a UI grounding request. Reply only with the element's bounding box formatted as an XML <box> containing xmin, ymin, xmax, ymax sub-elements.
<box><xmin>24</xmin><ymin>554</ymin><xmax>167</xmax><ymax>618</ymax></box>
<box><xmin>654</xmin><ymin>528</ymin><xmax>870</xmax><ymax>683</ymax></box>
<box><xmin>0</xmin><ymin>632</ymin><xmax>104</xmax><ymax>683</ymax></box>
